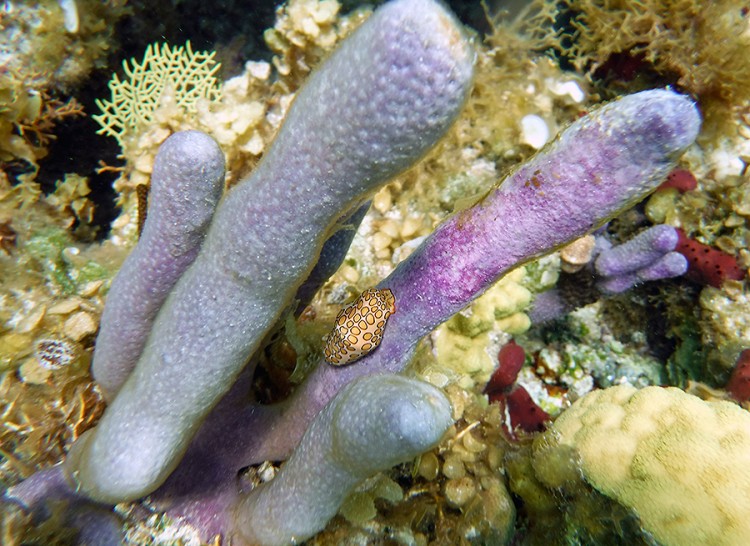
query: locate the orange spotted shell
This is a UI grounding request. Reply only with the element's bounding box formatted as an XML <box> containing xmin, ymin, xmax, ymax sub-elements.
<box><xmin>324</xmin><ymin>288</ymin><xmax>396</xmax><ymax>366</ymax></box>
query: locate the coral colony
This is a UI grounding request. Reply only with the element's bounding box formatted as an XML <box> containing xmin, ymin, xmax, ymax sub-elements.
<box><xmin>11</xmin><ymin>10</ymin><xmax>701</xmax><ymax>546</ymax></box>
<box><xmin>69</xmin><ymin>0</ymin><xmax>475</xmax><ymax>507</ymax></box>
<box><xmin>14</xmin><ymin>0</ymin><xmax>750</xmax><ymax>544</ymax></box>
<box><xmin>92</xmin><ymin>131</ymin><xmax>226</xmax><ymax>398</ymax></box>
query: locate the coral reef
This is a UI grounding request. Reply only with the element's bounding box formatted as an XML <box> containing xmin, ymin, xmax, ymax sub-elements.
<box><xmin>530</xmin><ymin>224</ymin><xmax>690</xmax><ymax>324</ymax></box>
<box><xmin>4</xmin><ymin>0</ymin><xmax>750</xmax><ymax>544</ymax></box>
<box><xmin>427</xmin><ymin>267</ymin><xmax>535</xmax><ymax>391</ymax></box>
<box><xmin>551</xmin><ymin>0</ymin><xmax>750</xmax><ymax>131</ymax></box>
<box><xmin>6</xmin><ymin>78</ymin><xmax>700</xmax><ymax>545</ymax></box>
<box><xmin>260</xmin><ymin>87</ymin><xmax>699</xmax><ymax>464</ymax></box>
<box><xmin>94</xmin><ymin>1</ymin><xmax>373</xmax><ymax>243</ymax></box>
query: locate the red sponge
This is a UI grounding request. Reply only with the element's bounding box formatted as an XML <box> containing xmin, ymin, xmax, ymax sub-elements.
<box><xmin>659</xmin><ymin>168</ymin><xmax>698</xmax><ymax>192</ymax></box>
<box><xmin>484</xmin><ymin>340</ymin><xmax>526</xmax><ymax>394</ymax></box>
<box><xmin>727</xmin><ymin>349</ymin><xmax>750</xmax><ymax>403</ymax></box>
<box><xmin>675</xmin><ymin>229</ymin><xmax>745</xmax><ymax>287</ymax></box>
<box><xmin>485</xmin><ymin>341</ymin><xmax>551</xmax><ymax>436</ymax></box>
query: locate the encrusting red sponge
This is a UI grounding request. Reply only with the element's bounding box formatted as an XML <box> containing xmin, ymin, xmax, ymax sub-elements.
<box><xmin>484</xmin><ymin>340</ymin><xmax>550</xmax><ymax>435</ymax></box>
<box><xmin>675</xmin><ymin>229</ymin><xmax>746</xmax><ymax>287</ymax></box>
<box><xmin>658</xmin><ymin>168</ymin><xmax>698</xmax><ymax>192</ymax></box>
<box><xmin>484</xmin><ymin>340</ymin><xmax>526</xmax><ymax>393</ymax></box>
<box><xmin>727</xmin><ymin>349</ymin><xmax>750</xmax><ymax>403</ymax></box>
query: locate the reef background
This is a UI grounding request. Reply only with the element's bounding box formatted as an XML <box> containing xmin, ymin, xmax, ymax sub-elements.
<box><xmin>1</xmin><ymin>1</ymin><xmax>750</xmax><ymax>544</ymax></box>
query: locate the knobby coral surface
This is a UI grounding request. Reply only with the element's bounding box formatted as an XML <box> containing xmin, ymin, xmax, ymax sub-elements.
<box><xmin>10</xmin><ymin>88</ymin><xmax>699</xmax><ymax>544</ymax></box>
<box><xmin>533</xmin><ymin>384</ymin><xmax>750</xmax><ymax>546</ymax></box>
<box><xmin>65</xmin><ymin>0</ymin><xmax>476</xmax><ymax>506</ymax></box>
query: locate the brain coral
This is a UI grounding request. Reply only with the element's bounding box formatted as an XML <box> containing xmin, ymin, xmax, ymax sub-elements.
<box><xmin>533</xmin><ymin>385</ymin><xmax>750</xmax><ymax>546</ymax></box>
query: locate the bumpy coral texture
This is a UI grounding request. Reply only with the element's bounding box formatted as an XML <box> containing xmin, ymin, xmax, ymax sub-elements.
<box><xmin>535</xmin><ymin>385</ymin><xmax>750</xmax><ymax>546</ymax></box>
<box><xmin>91</xmin><ymin>131</ymin><xmax>225</xmax><ymax>398</ymax></box>
<box><xmin>234</xmin><ymin>374</ymin><xmax>451</xmax><ymax>546</ymax></box>
<box><xmin>63</xmin><ymin>0</ymin><xmax>476</xmax><ymax>505</ymax></box>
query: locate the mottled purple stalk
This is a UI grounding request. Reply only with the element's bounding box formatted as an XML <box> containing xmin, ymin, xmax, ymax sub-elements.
<box><xmin>92</xmin><ymin>131</ymin><xmax>225</xmax><ymax>399</ymax></box>
<box><xmin>255</xmin><ymin>89</ymin><xmax>701</xmax><ymax>459</ymax></box>
<box><xmin>65</xmin><ymin>0</ymin><xmax>474</xmax><ymax>504</ymax></box>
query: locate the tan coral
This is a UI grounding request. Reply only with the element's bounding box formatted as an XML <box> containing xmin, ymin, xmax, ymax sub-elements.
<box><xmin>533</xmin><ymin>385</ymin><xmax>750</xmax><ymax>546</ymax></box>
<box><xmin>264</xmin><ymin>0</ymin><xmax>370</xmax><ymax>91</ymax></box>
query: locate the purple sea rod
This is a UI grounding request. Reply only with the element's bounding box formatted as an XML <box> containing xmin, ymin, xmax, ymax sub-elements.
<box><xmin>255</xmin><ymin>89</ymin><xmax>702</xmax><ymax>458</ymax></box>
<box><xmin>595</xmin><ymin>224</ymin><xmax>687</xmax><ymax>294</ymax></box>
<box><xmin>530</xmin><ymin>224</ymin><xmax>689</xmax><ymax>323</ymax></box>
<box><xmin>92</xmin><ymin>131</ymin><xmax>225</xmax><ymax>399</ymax></box>
<box><xmin>7</xmin><ymin>8</ymin><xmax>702</xmax><ymax>546</ymax></box>
<box><xmin>128</xmin><ymin>88</ymin><xmax>700</xmax><ymax>544</ymax></box>
<box><xmin>8</xmin><ymin>86</ymin><xmax>700</xmax><ymax>544</ymax></box>
<box><xmin>63</xmin><ymin>0</ymin><xmax>475</xmax><ymax>504</ymax></box>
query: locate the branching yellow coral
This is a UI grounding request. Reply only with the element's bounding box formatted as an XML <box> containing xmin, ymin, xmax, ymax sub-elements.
<box><xmin>93</xmin><ymin>42</ymin><xmax>222</xmax><ymax>147</ymax></box>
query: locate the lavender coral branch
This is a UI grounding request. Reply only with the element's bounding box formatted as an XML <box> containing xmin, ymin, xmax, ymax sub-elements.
<box><xmin>256</xmin><ymin>89</ymin><xmax>701</xmax><ymax>459</ymax></box>
<box><xmin>65</xmin><ymin>0</ymin><xmax>475</xmax><ymax>504</ymax></box>
<box><xmin>92</xmin><ymin>131</ymin><xmax>225</xmax><ymax>399</ymax></box>
<box><xmin>233</xmin><ymin>375</ymin><xmax>451</xmax><ymax>546</ymax></box>
<box><xmin>529</xmin><ymin>224</ymin><xmax>689</xmax><ymax>322</ymax></box>
<box><xmin>594</xmin><ymin>224</ymin><xmax>687</xmax><ymax>294</ymax></box>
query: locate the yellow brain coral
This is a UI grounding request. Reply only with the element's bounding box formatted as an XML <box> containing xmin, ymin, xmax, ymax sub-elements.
<box><xmin>533</xmin><ymin>385</ymin><xmax>750</xmax><ymax>546</ymax></box>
